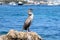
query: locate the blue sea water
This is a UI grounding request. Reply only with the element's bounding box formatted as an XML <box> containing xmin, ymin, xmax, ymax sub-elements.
<box><xmin>0</xmin><ymin>5</ymin><xmax>60</xmax><ymax>40</ymax></box>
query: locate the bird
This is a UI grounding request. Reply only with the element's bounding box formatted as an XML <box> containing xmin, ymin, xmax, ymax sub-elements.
<box><xmin>22</xmin><ymin>9</ymin><xmax>34</xmax><ymax>32</ymax></box>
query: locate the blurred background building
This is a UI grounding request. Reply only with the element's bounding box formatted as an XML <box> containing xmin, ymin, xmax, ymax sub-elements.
<box><xmin>0</xmin><ymin>0</ymin><xmax>47</xmax><ymax>3</ymax></box>
<box><xmin>0</xmin><ymin>0</ymin><xmax>60</xmax><ymax>5</ymax></box>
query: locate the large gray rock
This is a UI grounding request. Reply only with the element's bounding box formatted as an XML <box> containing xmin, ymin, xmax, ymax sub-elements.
<box><xmin>0</xmin><ymin>29</ymin><xmax>42</xmax><ymax>40</ymax></box>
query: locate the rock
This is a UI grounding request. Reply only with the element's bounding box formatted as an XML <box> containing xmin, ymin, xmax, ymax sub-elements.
<box><xmin>0</xmin><ymin>29</ymin><xmax>42</xmax><ymax>40</ymax></box>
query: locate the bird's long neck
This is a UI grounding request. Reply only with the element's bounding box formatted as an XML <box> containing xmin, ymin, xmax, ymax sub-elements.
<box><xmin>28</xmin><ymin>12</ymin><xmax>33</xmax><ymax>15</ymax></box>
<box><xmin>28</xmin><ymin>12</ymin><xmax>34</xmax><ymax>20</ymax></box>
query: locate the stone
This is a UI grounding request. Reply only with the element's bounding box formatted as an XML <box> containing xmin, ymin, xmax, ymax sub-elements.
<box><xmin>0</xmin><ymin>29</ymin><xmax>42</xmax><ymax>40</ymax></box>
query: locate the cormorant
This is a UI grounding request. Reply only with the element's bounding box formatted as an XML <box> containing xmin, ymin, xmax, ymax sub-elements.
<box><xmin>22</xmin><ymin>9</ymin><xmax>34</xmax><ymax>32</ymax></box>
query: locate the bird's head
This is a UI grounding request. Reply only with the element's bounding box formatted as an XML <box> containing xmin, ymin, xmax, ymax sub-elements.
<box><xmin>28</xmin><ymin>9</ymin><xmax>33</xmax><ymax>15</ymax></box>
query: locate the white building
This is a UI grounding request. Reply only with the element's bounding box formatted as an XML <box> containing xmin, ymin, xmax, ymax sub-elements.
<box><xmin>47</xmin><ymin>0</ymin><xmax>60</xmax><ymax>5</ymax></box>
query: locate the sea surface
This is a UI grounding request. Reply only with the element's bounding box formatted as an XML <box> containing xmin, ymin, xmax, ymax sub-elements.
<box><xmin>0</xmin><ymin>5</ymin><xmax>60</xmax><ymax>40</ymax></box>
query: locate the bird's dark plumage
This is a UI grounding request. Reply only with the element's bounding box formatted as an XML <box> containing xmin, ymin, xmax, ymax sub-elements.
<box><xmin>22</xmin><ymin>9</ymin><xmax>34</xmax><ymax>32</ymax></box>
<box><xmin>23</xmin><ymin>21</ymin><xmax>31</xmax><ymax>30</ymax></box>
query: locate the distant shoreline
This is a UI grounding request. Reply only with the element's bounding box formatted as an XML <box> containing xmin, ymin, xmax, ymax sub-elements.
<box><xmin>0</xmin><ymin>1</ymin><xmax>60</xmax><ymax>6</ymax></box>
<box><xmin>0</xmin><ymin>4</ymin><xmax>60</xmax><ymax>6</ymax></box>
